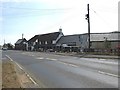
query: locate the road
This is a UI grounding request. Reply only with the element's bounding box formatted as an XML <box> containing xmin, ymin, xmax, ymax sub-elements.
<box><xmin>2</xmin><ymin>50</ymin><xmax>119</xmax><ymax>88</ymax></box>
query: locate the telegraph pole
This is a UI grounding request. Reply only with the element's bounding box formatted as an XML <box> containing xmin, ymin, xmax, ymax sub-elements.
<box><xmin>85</xmin><ymin>4</ymin><xmax>91</xmax><ymax>50</ymax></box>
<box><xmin>4</xmin><ymin>39</ymin><xmax>5</xmax><ymax>45</ymax></box>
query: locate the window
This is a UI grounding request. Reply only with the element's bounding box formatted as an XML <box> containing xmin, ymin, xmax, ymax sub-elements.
<box><xmin>33</xmin><ymin>42</ymin><xmax>35</xmax><ymax>45</ymax></box>
<box><xmin>39</xmin><ymin>41</ymin><xmax>41</xmax><ymax>45</ymax></box>
<box><xmin>45</xmin><ymin>41</ymin><xmax>48</xmax><ymax>44</ymax></box>
<box><xmin>36</xmin><ymin>39</ymin><xmax>38</xmax><ymax>42</ymax></box>
<box><xmin>52</xmin><ymin>40</ymin><xmax>56</xmax><ymax>44</ymax></box>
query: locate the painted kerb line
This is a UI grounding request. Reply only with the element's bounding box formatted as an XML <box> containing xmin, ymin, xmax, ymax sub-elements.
<box><xmin>6</xmin><ymin>55</ymin><xmax>13</xmax><ymax>61</ymax></box>
<box><xmin>5</xmin><ymin>55</ymin><xmax>39</xmax><ymax>86</ymax></box>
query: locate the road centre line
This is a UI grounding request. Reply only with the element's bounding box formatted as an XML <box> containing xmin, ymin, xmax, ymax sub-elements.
<box><xmin>36</xmin><ymin>57</ymin><xmax>58</xmax><ymax>61</ymax></box>
<box><xmin>67</xmin><ymin>63</ymin><xmax>79</xmax><ymax>68</ymax></box>
<box><xmin>28</xmin><ymin>54</ymin><xmax>35</xmax><ymax>56</ymax></box>
<box><xmin>58</xmin><ymin>60</ymin><xmax>119</xmax><ymax>77</ymax></box>
<box><xmin>46</xmin><ymin>58</ymin><xmax>51</xmax><ymax>60</ymax></box>
<box><xmin>49</xmin><ymin>58</ymin><xmax>58</xmax><ymax>61</ymax></box>
<box><xmin>36</xmin><ymin>57</ymin><xmax>44</xmax><ymax>59</ymax></box>
<box><xmin>98</xmin><ymin>71</ymin><xmax>119</xmax><ymax>78</ymax></box>
<box><xmin>58</xmin><ymin>61</ymin><xmax>79</xmax><ymax>68</ymax></box>
<box><xmin>36</xmin><ymin>57</ymin><xmax>78</xmax><ymax>68</ymax></box>
<box><xmin>99</xmin><ymin>59</ymin><xmax>106</xmax><ymax>61</ymax></box>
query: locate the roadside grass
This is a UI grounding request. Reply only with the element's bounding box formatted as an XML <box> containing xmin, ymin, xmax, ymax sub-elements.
<box><xmin>2</xmin><ymin>60</ymin><xmax>21</xmax><ymax>88</ymax></box>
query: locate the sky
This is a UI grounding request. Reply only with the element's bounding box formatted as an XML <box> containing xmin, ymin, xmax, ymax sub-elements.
<box><xmin>0</xmin><ymin>0</ymin><xmax>119</xmax><ymax>45</ymax></box>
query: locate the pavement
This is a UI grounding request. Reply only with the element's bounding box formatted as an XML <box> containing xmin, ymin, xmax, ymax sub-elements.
<box><xmin>2</xmin><ymin>50</ymin><xmax>119</xmax><ymax>88</ymax></box>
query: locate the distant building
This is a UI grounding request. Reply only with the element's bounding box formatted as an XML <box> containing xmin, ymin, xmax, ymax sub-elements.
<box><xmin>15</xmin><ymin>38</ymin><xmax>28</xmax><ymax>50</ymax></box>
<box><xmin>90</xmin><ymin>32</ymin><xmax>120</xmax><ymax>52</ymax></box>
<box><xmin>28</xmin><ymin>29</ymin><xmax>64</xmax><ymax>51</ymax></box>
<box><xmin>57</xmin><ymin>31</ymin><xmax>120</xmax><ymax>53</ymax></box>
<box><xmin>56</xmin><ymin>34</ymin><xmax>88</xmax><ymax>52</ymax></box>
<box><xmin>15</xmin><ymin>30</ymin><xmax>119</xmax><ymax>53</ymax></box>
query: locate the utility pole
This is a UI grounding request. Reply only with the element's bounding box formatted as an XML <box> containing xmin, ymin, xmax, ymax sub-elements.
<box><xmin>22</xmin><ymin>33</ymin><xmax>24</xmax><ymax>39</ymax></box>
<box><xmin>85</xmin><ymin>4</ymin><xmax>91</xmax><ymax>51</ymax></box>
<box><xmin>4</xmin><ymin>39</ymin><xmax>5</xmax><ymax>45</ymax></box>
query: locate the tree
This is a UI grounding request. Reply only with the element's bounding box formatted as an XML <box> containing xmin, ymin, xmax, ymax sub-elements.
<box><xmin>3</xmin><ymin>43</ymin><xmax>14</xmax><ymax>50</ymax></box>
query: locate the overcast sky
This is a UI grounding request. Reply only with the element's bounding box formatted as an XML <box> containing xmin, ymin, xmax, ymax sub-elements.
<box><xmin>0</xmin><ymin>0</ymin><xmax>119</xmax><ymax>45</ymax></box>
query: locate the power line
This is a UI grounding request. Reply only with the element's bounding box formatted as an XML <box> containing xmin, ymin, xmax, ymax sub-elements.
<box><xmin>90</xmin><ymin>7</ymin><xmax>117</xmax><ymax>31</ymax></box>
<box><xmin>1</xmin><ymin>5</ymin><xmax>73</xmax><ymax>18</ymax></box>
<box><xmin>42</xmin><ymin>11</ymin><xmax>82</xmax><ymax>31</ymax></box>
<box><xmin>3</xmin><ymin>10</ymin><xmax>70</xmax><ymax>18</ymax></box>
<box><xmin>1</xmin><ymin>5</ymin><xmax>72</xmax><ymax>11</ymax></box>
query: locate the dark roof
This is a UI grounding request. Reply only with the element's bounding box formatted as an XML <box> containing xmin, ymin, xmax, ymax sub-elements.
<box><xmin>57</xmin><ymin>32</ymin><xmax>120</xmax><ymax>44</ymax></box>
<box><xmin>28</xmin><ymin>32</ymin><xmax>61</xmax><ymax>42</ymax></box>
<box><xmin>38</xmin><ymin>32</ymin><xmax>60</xmax><ymax>41</ymax></box>
<box><xmin>15</xmin><ymin>38</ymin><xmax>27</xmax><ymax>44</ymax></box>
<box><xmin>28</xmin><ymin>35</ymin><xmax>39</xmax><ymax>43</ymax></box>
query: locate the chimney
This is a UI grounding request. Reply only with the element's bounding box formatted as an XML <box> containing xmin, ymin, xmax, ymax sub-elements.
<box><xmin>22</xmin><ymin>34</ymin><xmax>24</xmax><ymax>39</ymax></box>
<box><xmin>59</xmin><ymin>27</ymin><xmax>62</xmax><ymax>32</ymax></box>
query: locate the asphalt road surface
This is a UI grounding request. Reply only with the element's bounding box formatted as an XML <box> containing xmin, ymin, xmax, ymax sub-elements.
<box><xmin>2</xmin><ymin>50</ymin><xmax>119</xmax><ymax>88</ymax></box>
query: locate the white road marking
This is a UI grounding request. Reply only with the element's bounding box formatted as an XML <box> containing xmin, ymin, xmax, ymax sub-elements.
<box><xmin>25</xmin><ymin>72</ymin><xmax>38</xmax><ymax>85</ymax></box>
<box><xmin>98</xmin><ymin>71</ymin><xmax>119</xmax><ymax>78</ymax></box>
<box><xmin>59</xmin><ymin>61</ymin><xmax>79</xmax><ymax>68</ymax></box>
<box><xmin>98</xmin><ymin>61</ymin><xmax>118</xmax><ymax>65</ymax></box>
<box><xmin>46</xmin><ymin>58</ymin><xmax>51</xmax><ymax>60</ymax></box>
<box><xmin>21</xmin><ymin>53</ymin><xmax>26</xmax><ymax>55</ymax></box>
<box><xmin>28</xmin><ymin>55</ymin><xmax>34</xmax><ymax>56</ymax></box>
<box><xmin>49</xmin><ymin>58</ymin><xmax>58</xmax><ymax>61</ymax></box>
<box><xmin>36</xmin><ymin>57</ymin><xmax>44</xmax><ymax>59</ymax></box>
<box><xmin>59</xmin><ymin>62</ymin><xmax>67</xmax><ymax>65</ymax></box>
<box><xmin>68</xmin><ymin>64</ymin><xmax>79</xmax><ymax>68</ymax></box>
<box><xmin>5</xmin><ymin>55</ymin><xmax>39</xmax><ymax>86</ymax></box>
<box><xmin>21</xmin><ymin>53</ymin><xmax>35</xmax><ymax>57</ymax></box>
<box><xmin>5</xmin><ymin>55</ymin><xmax>13</xmax><ymax>61</ymax></box>
<box><xmin>15</xmin><ymin>62</ymin><xmax>23</xmax><ymax>70</ymax></box>
<box><xmin>99</xmin><ymin>59</ymin><xmax>106</xmax><ymax>61</ymax></box>
<box><xmin>16</xmin><ymin>63</ymin><xmax>38</xmax><ymax>85</ymax></box>
<box><xmin>45</xmin><ymin>58</ymin><xmax>58</xmax><ymax>61</ymax></box>
<box><xmin>83</xmin><ymin>58</ymin><xmax>118</xmax><ymax>65</ymax></box>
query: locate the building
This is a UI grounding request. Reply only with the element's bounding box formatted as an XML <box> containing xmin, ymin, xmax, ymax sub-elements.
<box><xmin>57</xmin><ymin>31</ymin><xmax>120</xmax><ymax>53</ymax></box>
<box><xmin>56</xmin><ymin>34</ymin><xmax>88</xmax><ymax>52</ymax></box>
<box><xmin>28</xmin><ymin>29</ymin><xmax>64</xmax><ymax>51</ymax></box>
<box><xmin>90</xmin><ymin>31</ymin><xmax>120</xmax><ymax>53</ymax></box>
<box><xmin>15</xmin><ymin>30</ymin><xmax>119</xmax><ymax>53</ymax></box>
<box><xmin>15</xmin><ymin>38</ymin><xmax>28</xmax><ymax>50</ymax></box>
